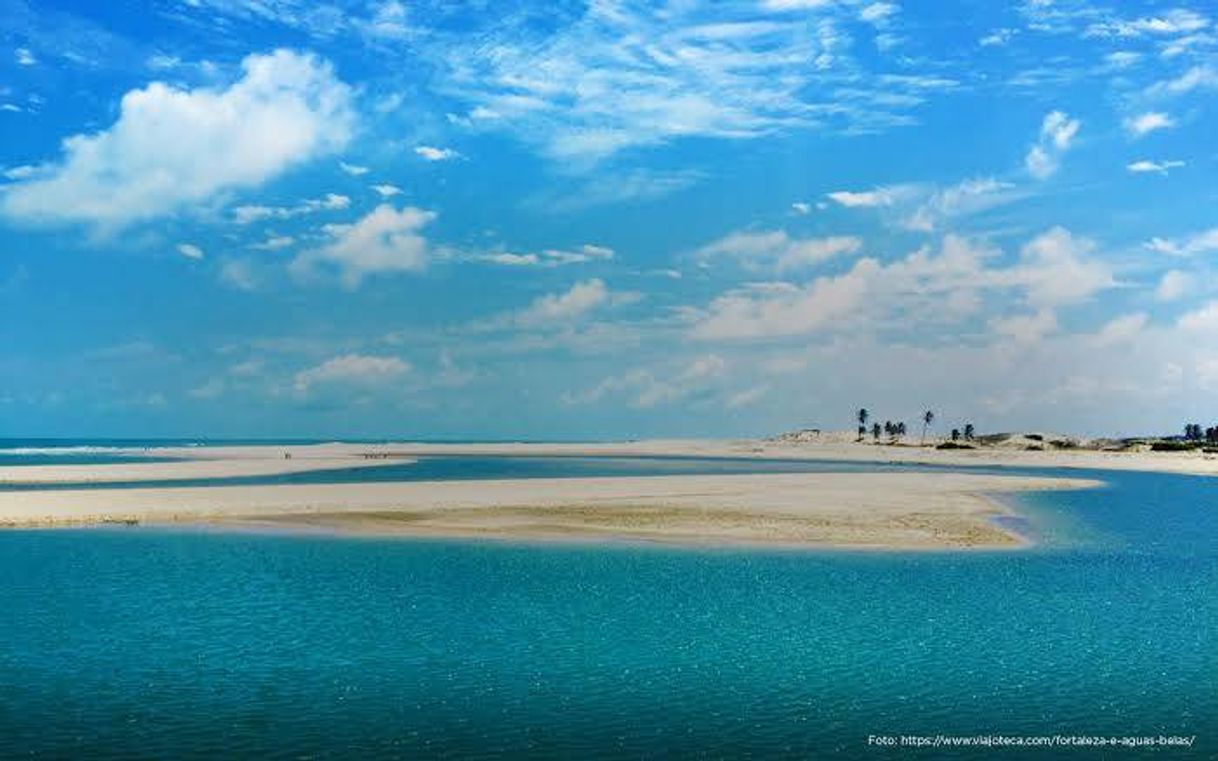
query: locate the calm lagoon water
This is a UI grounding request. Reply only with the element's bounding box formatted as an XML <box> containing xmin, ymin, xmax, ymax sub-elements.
<box><xmin>0</xmin><ymin>458</ymin><xmax>1214</xmax><ymax>758</ymax></box>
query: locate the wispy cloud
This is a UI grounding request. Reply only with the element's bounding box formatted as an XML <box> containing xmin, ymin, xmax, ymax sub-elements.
<box><xmin>1124</xmin><ymin>111</ymin><xmax>1175</xmax><ymax>137</ymax></box>
<box><xmin>1126</xmin><ymin>159</ymin><xmax>1185</xmax><ymax>175</ymax></box>
<box><xmin>415</xmin><ymin>145</ymin><xmax>460</xmax><ymax>162</ymax></box>
<box><xmin>1025</xmin><ymin>110</ymin><xmax>1080</xmax><ymax>179</ymax></box>
<box><xmin>437</xmin><ymin>1</ymin><xmax>944</xmax><ymax>162</ymax></box>
<box><xmin>233</xmin><ymin>193</ymin><xmax>350</xmax><ymax>224</ymax></box>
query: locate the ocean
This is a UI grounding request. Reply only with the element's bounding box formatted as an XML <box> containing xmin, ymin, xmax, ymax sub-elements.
<box><xmin>0</xmin><ymin>449</ymin><xmax>1214</xmax><ymax>757</ymax></box>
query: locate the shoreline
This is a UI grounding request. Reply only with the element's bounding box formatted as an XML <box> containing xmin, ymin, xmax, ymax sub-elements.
<box><xmin>0</xmin><ymin>472</ymin><xmax>1099</xmax><ymax>550</ymax></box>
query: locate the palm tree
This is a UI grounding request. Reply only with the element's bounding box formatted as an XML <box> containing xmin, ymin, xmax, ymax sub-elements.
<box><xmin>871</xmin><ymin>422</ymin><xmax>881</xmax><ymax>442</ymax></box>
<box><xmin>921</xmin><ymin>410</ymin><xmax>935</xmax><ymax>445</ymax></box>
<box><xmin>896</xmin><ymin>422</ymin><xmax>907</xmax><ymax>440</ymax></box>
<box><xmin>857</xmin><ymin>408</ymin><xmax>869</xmax><ymax>440</ymax></box>
<box><xmin>964</xmin><ymin>423</ymin><xmax>975</xmax><ymax>441</ymax></box>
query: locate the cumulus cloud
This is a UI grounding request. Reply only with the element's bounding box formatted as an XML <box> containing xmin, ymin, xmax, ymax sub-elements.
<box><xmin>1025</xmin><ymin>110</ymin><xmax>1080</xmax><ymax>179</ymax></box>
<box><xmin>514</xmin><ymin>279</ymin><xmax>613</xmax><ymax>326</ymax></box>
<box><xmin>0</xmin><ymin>50</ymin><xmax>354</xmax><ymax>227</ymax></box>
<box><xmin>1177</xmin><ymin>301</ymin><xmax>1218</xmax><ymax>333</ymax></box>
<box><xmin>1089</xmin><ymin>313</ymin><xmax>1148</xmax><ymax>347</ymax></box>
<box><xmin>293</xmin><ymin>204</ymin><xmax>435</xmax><ymax>287</ymax></box>
<box><xmin>690</xmin><ymin>229</ymin><xmax>1113</xmax><ymax>340</ymax></box>
<box><xmin>694</xmin><ymin>230</ymin><xmax>861</xmax><ymax>272</ymax></box>
<box><xmin>1013</xmin><ymin>227</ymin><xmax>1114</xmax><ymax>307</ymax></box>
<box><xmin>990</xmin><ymin>309</ymin><xmax>1058</xmax><ymax>345</ymax></box>
<box><xmin>1156</xmin><ymin>270</ymin><xmax>1191</xmax><ymax>301</ymax></box>
<box><xmin>294</xmin><ymin>353</ymin><xmax>410</xmax><ymax>392</ymax></box>
<box><xmin>371</xmin><ymin>183</ymin><xmax>402</xmax><ymax>197</ymax></box>
<box><xmin>339</xmin><ymin>161</ymin><xmax>369</xmax><ymax>176</ymax></box>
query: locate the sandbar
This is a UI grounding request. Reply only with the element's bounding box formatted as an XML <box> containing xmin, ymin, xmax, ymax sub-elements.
<box><xmin>0</xmin><ymin>472</ymin><xmax>1099</xmax><ymax>550</ymax></box>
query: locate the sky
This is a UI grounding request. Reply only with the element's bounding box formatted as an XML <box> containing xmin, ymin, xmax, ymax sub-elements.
<box><xmin>1</xmin><ymin>0</ymin><xmax>1216</xmax><ymax>440</ymax></box>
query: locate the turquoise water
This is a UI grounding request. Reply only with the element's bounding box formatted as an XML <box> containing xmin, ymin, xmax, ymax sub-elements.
<box><xmin>0</xmin><ymin>462</ymin><xmax>1214</xmax><ymax>757</ymax></box>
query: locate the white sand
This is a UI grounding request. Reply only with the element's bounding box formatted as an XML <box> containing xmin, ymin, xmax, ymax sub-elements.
<box><xmin>0</xmin><ymin>472</ymin><xmax>1099</xmax><ymax>549</ymax></box>
<box><xmin>4</xmin><ymin>434</ymin><xmax>1215</xmax><ymax>486</ymax></box>
<box><xmin>0</xmin><ymin>448</ymin><xmax>414</xmax><ymax>484</ymax></box>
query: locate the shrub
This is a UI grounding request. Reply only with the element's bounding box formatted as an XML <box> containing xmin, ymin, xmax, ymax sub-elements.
<box><xmin>936</xmin><ymin>441</ymin><xmax>975</xmax><ymax>450</ymax></box>
<box><xmin>1150</xmin><ymin>441</ymin><xmax>1195</xmax><ymax>452</ymax></box>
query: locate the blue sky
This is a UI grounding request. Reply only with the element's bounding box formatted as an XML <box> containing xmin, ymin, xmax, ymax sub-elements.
<box><xmin>1</xmin><ymin>0</ymin><xmax>1216</xmax><ymax>439</ymax></box>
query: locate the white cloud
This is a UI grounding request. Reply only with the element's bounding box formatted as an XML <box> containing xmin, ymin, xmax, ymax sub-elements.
<box><xmin>726</xmin><ymin>384</ymin><xmax>770</xmax><ymax>409</ymax></box>
<box><xmin>1126</xmin><ymin>159</ymin><xmax>1185</xmax><ymax>174</ymax></box>
<box><xmin>689</xmin><ymin>229</ymin><xmax>1113</xmax><ymax>341</ymax></box>
<box><xmin>825</xmin><ymin>185</ymin><xmax>917</xmax><ymax>208</ymax></box>
<box><xmin>1086</xmin><ymin>9</ymin><xmax>1210</xmax><ymax>38</ymax></box>
<box><xmin>979</xmin><ymin>28</ymin><xmax>1017</xmax><ymax>47</ymax></box>
<box><xmin>1146</xmin><ymin>65</ymin><xmax>1218</xmax><ymax>98</ymax></box>
<box><xmin>15</xmin><ymin>47</ymin><xmax>36</xmax><ymax>66</ymax></box>
<box><xmin>478</xmin><ymin>244</ymin><xmax>614</xmax><ymax>268</ymax></box>
<box><xmin>990</xmin><ymin>309</ymin><xmax>1057</xmax><ymax>345</ymax></box>
<box><xmin>1124</xmin><ymin>111</ymin><xmax>1175</xmax><ymax>137</ymax></box>
<box><xmin>233</xmin><ymin>193</ymin><xmax>350</xmax><ymax>224</ymax></box>
<box><xmin>1105</xmin><ymin>51</ymin><xmax>1142</xmax><ymax>68</ymax></box>
<box><xmin>903</xmin><ymin>177</ymin><xmax>1016</xmax><ymax>232</ymax></box>
<box><xmin>564</xmin><ymin>354</ymin><xmax>728</xmax><ymax>409</ymax></box>
<box><xmin>514</xmin><ymin>279</ymin><xmax>612</xmax><ymax>326</ymax></box>
<box><xmin>763</xmin><ymin>0</ymin><xmax>834</xmax><ymax>9</ymax></box>
<box><xmin>1146</xmin><ymin>227</ymin><xmax>1218</xmax><ymax>256</ymax></box>
<box><xmin>439</xmin><ymin>3</ymin><xmax>944</xmax><ymax>162</ymax></box>
<box><xmin>1</xmin><ymin>165</ymin><xmax>37</xmax><ymax>181</ymax></box>
<box><xmin>1025</xmin><ymin>110</ymin><xmax>1080</xmax><ymax>179</ymax></box>
<box><xmin>371</xmin><ymin>183</ymin><xmax>402</xmax><ymax>197</ymax></box>
<box><xmin>339</xmin><ymin>161</ymin><xmax>369</xmax><ymax>176</ymax></box>
<box><xmin>219</xmin><ymin>259</ymin><xmax>258</xmax><ymax>291</ymax></box>
<box><xmin>694</xmin><ymin>230</ymin><xmax>861</xmax><ymax>272</ymax></box>
<box><xmin>176</xmin><ymin>243</ymin><xmax>204</xmax><ymax>260</ymax></box>
<box><xmin>415</xmin><ymin>145</ymin><xmax>459</xmax><ymax>162</ymax></box>
<box><xmin>1090</xmin><ymin>312</ymin><xmax>1148</xmax><ymax>347</ymax></box>
<box><xmin>293</xmin><ymin>204</ymin><xmax>435</xmax><ymax>288</ymax></box>
<box><xmin>0</xmin><ymin>50</ymin><xmax>354</xmax><ymax>227</ymax></box>
<box><xmin>692</xmin><ymin>262</ymin><xmax>877</xmax><ymax>340</ymax></box>
<box><xmin>358</xmin><ymin>1</ymin><xmax>412</xmax><ymax>41</ymax></box>
<box><xmin>791</xmin><ymin>202</ymin><xmax>812</xmax><ymax>215</ymax></box>
<box><xmin>859</xmin><ymin>3</ymin><xmax>899</xmax><ymax>25</ymax></box>
<box><xmin>250</xmin><ymin>235</ymin><xmax>295</xmax><ymax>251</ymax></box>
<box><xmin>1013</xmin><ymin>227</ymin><xmax>1114</xmax><ymax>307</ymax></box>
<box><xmin>1156</xmin><ymin>270</ymin><xmax>1191</xmax><ymax>301</ymax></box>
<box><xmin>294</xmin><ymin>353</ymin><xmax>410</xmax><ymax>392</ymax></box>
<box><xmin>828</xmin><ymin>178</ymin><xmax>1016</xmax><ymax>232</ymax></box>
<box><xmin>1178</xmin><ymin>301</ymin><xmax>1218</xmax><ymax>333</ymax></box>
